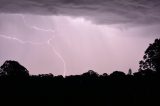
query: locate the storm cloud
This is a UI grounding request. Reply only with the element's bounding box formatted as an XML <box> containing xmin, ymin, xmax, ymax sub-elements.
<box><xmin>0</xmin><ymin>0</ymin><xmax>160</xmax><ymax>25</ymax></box>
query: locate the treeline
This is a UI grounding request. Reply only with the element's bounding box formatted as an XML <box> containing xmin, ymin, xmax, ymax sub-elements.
<box><xmin>0</xmin><ymin>60</ymin><xmax>160</xmax><ymax>105</ymax></box>
<box><xmin>0</xmin><ymin>60</ymin><xmax>159</xmax><ymax>79</ymax></box>
<box><xmin>0</xmin><ymin>38</ymin><xmax>160</xmax><ymax>105</ymax></box>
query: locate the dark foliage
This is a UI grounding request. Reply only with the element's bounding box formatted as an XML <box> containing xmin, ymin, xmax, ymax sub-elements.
<box><xmin>0</xmin><ymin>60</ymin><xmax>29</xmax><ymax>77</ymax></box>
<box><xmin>139</xmin><ymin>38</ymin><xmax>160</xmax><ymax>71</ymax></box>
<box><xmin>0</xmin><ymin>60</ymin><xmax>159</xmax><ymax>105</ymax></box>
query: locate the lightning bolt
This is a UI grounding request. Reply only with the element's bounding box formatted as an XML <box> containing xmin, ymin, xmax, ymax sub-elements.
<box><xmin>21</xmin><ymin>15</ymin><xmax>55</xmax><ymax>33</ymax></box>
<box><xmin>0</xmin><ymin>33</ymin><xmax>45</xmax><ymax>45</ymax></box>
<box><xmin>20</xmin><ymin>14</ymin><xmax>67</xmax><ymax>77</ymax></box>
<box><xmin>47</xmin><ymin>36</ymin><xmax>67</xmax><ymax>77</ymax></box>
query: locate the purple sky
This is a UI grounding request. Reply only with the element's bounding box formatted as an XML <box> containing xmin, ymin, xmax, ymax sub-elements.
<box><xmin>0</xmin><ymin>0</ymin><xmax>160</xmax><ymax>76</ymax></box>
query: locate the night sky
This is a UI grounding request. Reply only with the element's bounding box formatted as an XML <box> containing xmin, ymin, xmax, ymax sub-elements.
<box><xmin>0</xmin><ymin>0</ymin><xmax>160</xmax><ymax>76</ymax></box>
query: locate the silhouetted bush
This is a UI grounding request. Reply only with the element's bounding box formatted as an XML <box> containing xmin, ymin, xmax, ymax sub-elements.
<box><xmin>0</xmin><ymin>60</ymin><xmax>29</xmax><ymax>77</ymax></box>
<box><xmin>110</xmin><ymin>71</ymin><xmax>126</xmax><ymax>77</ymax></box>
<box><xmin>82</xmin><ymin>70</ymin><xmax>99</xmax><ymax>77</ymax></box>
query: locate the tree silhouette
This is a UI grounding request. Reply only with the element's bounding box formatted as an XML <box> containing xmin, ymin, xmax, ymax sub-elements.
<box><xmin>0</xmin><ymin>60</ymin><xmax>29</xmax><ymax>77</ymax></box>
<box><xmin>110</xmin><ymin>71</ymin><xmax>125</xmax><ymax>77</ymax></box>
<box><xmin>128</xmin><ymin>68</ymin><xmax>132</xmax><ymax>75</ymax></box>
<box><xmin>139</xmin><ymin>38</ymin><xmax>160</xmax><ymax>71</ymax></box>
<box><xmin>102</xmin><ymin>73</ymin><xmax>108</xmax><ymax>77</ymax></box>
<box><xmin>82</xmin><ymin>70</ymin><xmax>99</xmax><ymax>77</ymax></box>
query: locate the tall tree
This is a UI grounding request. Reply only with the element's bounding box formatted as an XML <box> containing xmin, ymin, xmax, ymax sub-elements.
<box><xmin>139</xmin><ymin>38</ymin><xmax>160</xmax><ymax>71</ymax></box>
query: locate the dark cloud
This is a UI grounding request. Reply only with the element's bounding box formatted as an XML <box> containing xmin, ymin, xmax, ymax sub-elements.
<box><xmin>0</xmin><ymin>0</ymin><xmax>160</xmax><ymax>25</ymax></box>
